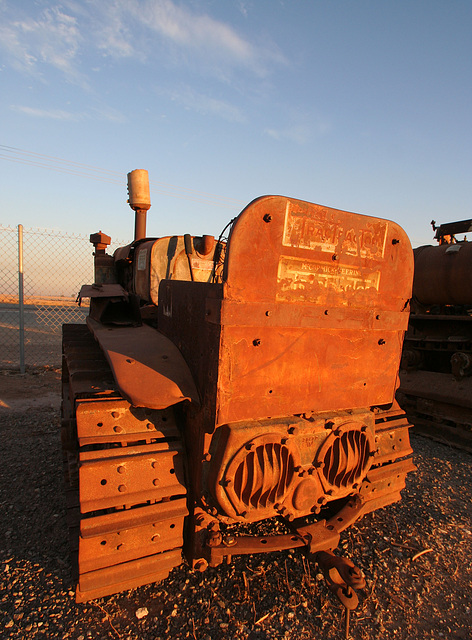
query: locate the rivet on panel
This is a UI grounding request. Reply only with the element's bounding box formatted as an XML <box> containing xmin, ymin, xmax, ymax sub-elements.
<box><xmin>117</xmin><ymin>465</ymin><xmax>126</xmax><ymax>474</ymax></box>
<box><xmin>111</xmin><ymin>411</ymin><xmax>119</xmax><ymax>419</ymax></box>
<box><xmin>118</xmin><ymin>484</ymin><xmax>127</xmax><ymax>492</ymax></box>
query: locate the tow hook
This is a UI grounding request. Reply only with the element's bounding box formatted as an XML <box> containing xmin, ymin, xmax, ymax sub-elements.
<box><xmin>315</xmin><ymin>550</ymin><xmax>366</xmax><ymax>637</ymax></box>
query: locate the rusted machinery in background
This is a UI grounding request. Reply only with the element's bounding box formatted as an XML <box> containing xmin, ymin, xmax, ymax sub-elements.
<box><xmin>398</xmin><ymin>219</ymin><xmax>472</xmax><ymax>452</ymax></box>
<box><xmin>62</xmin><ymin>170</ymin><xmax>415</xmax><ymax>606</ymax></box>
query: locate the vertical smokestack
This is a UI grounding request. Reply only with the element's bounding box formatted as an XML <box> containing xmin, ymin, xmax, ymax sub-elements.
<box><xmin>127</xmin><ymin>169</ymin><xmax>151</xmax><ymax>241</ymax></box>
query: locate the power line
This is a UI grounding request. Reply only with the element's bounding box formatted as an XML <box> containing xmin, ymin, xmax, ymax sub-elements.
<box><xmin>0</xmin><ymin>144</ymin><xmax>245</xmax><ymax>209</ymax></box>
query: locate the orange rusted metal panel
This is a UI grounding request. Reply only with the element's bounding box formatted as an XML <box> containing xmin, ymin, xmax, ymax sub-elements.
<box><xmin>213</xmin><ymin>196</ymin><xmax>413</xmax><ymax>425</ymax></box>
<box><xmin>87</xmin><ymin>318</ymin><xmax>200</xmax><ymax>409</ymax></box>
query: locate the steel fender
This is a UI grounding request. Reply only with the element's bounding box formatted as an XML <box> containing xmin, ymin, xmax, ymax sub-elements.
<box><xmin>87</xmin><ymin>317</ymin><xmax>200</xmax><ymax>409</ymax></box>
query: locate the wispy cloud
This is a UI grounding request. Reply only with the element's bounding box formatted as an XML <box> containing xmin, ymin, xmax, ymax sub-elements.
<box><xmin>0</xmin><ymin>1</ymin><xmax>285</xmax><ymax>84</ymax></box>
<box><xmin>264</xmin><ymin>114</ymin><xmax>332</xmax><ymax>145</ymax></box>
<box><xmin>0</xmin><ymin>4</ymin><xmax>86</xmax><ymax>85</ymax></box>
<box><xmin>11</xmin><ymin>105</ymin><xmax>82</xmax><ymax>121</ymax></box>
<box><xmin>163</xmin><ymin>85</ymin><xmax>246</xmax><ymax>123</ymax></box>
<box><xmin>11</xmin><ymin>104</ymin><xmax>126</xmax><ymax>123</ymax></box>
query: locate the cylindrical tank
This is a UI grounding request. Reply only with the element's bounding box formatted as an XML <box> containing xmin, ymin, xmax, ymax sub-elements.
<box><xmin>127</xmin><ymin>169</ymin><xmax>151</xmax><ymax>210</ymax></box>
<box><xmin>412</xmin><ymin>242</ymin><xmax>472</xmax><ymax>306</ymax></box>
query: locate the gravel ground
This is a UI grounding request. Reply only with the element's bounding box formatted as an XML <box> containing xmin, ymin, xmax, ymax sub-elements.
<box><xmin>0</xmin><ymin>373</ymin><xmax>471</xmax><ymax>640</ymax></box>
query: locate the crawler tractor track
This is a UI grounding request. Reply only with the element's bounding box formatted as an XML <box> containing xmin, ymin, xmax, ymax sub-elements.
<box><xmin>398</xmin><ymin>371</ymin><xmax>472</xmax><ymax>453</ymax></box>
<box><xmin>62</xmin><ymin>324</ymin><xmax>188</xmax><ymax>602</ymax></box>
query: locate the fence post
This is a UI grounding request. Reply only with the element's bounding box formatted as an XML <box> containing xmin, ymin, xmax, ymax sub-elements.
<box><xmin>18</xmin><ymin>224</ymin><xmax>25</xmax><ymax>373</ymax></box>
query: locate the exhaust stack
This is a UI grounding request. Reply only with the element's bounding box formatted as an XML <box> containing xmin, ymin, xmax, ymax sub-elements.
<box><xmin>127</xmin><ymin>169</ymin><xmax>151</xmax><ymax>241</ymax></box>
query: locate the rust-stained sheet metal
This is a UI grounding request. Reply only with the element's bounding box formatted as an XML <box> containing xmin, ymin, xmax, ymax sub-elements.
<box><xmin>86</xmin><ymin>317</ymin><xmax>199</xmax><ymax>409</ymax></box>
<box><xmin>62</xmin><ymin>324</ymin><xmax>188</xmax><ymax>603</ymax></box>
<box><xmin>213</xmin><ymin>196</ymin><xmax>413</xmax><ymax>425</ymax></box>
<box><xmin>412</xmin><ymin>241</ymin><xmax>472</xmax><ymax>306</ymax></box>
<box><xmin>79</xmin><ymin>283</ymin><xmax>129</xmax><ymax>300</ymax></box>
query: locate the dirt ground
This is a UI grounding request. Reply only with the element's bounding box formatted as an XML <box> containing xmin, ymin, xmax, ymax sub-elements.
<box><xmin>0</xmin><ymin>370</ymin><xmax>471</xmax><ymax>639</ymax></box>
<box><xmin>0</xmin><ymin>368</ymin><xmax>61</xmax><ymax>412</ymax></box>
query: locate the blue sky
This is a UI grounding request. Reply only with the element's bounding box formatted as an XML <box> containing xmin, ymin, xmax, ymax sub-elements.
<box><xmin>0</xmin><ymin>0</ymin><xmax>471</xmax><ymax>247</ymax></box>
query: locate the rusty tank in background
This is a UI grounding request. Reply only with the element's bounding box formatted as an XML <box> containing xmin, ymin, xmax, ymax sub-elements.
<box><xmin>398</xmin><ymin>219</ymin><xmax>472</xmax><ymax>452</ymax></box>
<box><xmin>61</xmin><ymin>170</ymin><xmax>415</xmax><ymax>607</ymax></box>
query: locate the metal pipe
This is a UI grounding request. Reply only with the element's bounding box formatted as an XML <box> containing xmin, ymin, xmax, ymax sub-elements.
<box><xmin>18</xmin><ymin>224</ymin><xmax>25</xmax><ymax>374</ymax></box>
<box><xmin>127</xmin><ymin>170</ymin><xmax>151</xmax><ymax>241</ymax></box>
<box><xmin>134</xmin><ymin>209</ymin><xmax>147</xmax><ymax>243</ymax></box>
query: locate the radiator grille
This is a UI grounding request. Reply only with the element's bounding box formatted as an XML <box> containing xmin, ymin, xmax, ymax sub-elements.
<box><xmin>321</xmin><ymin>430</ymin><xmax>371</xmax><ymax>489</ymax></box>
<box><xmin>232</xmin><ymin>442</ymin><xmax>295</xmax><ymax>510</ymax></box>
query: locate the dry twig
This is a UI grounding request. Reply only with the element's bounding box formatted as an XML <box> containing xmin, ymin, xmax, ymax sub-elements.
<box><xmin>412</xmin><ymin>548</ymin><xmax>434</xmax><ymax>561</ymax></box>
<box><xmin>93</xmin><ymin>602</ymin><xmax>122</xmax><ymax>639</ymax></box>
<box><xmin>255</xmin><ymin>612</ymin><xmax>271</xmax><ymax>625</ymax></box>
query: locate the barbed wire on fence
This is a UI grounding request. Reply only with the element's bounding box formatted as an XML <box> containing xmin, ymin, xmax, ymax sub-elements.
<box><xmin>0</xmin><ymin>224</ymin><xmax>126</xmax><ymax>370</ymax></box>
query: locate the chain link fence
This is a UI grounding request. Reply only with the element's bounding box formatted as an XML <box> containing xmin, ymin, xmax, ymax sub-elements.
<box><xmin>0</xmin><ymin>225</ymin><xmax>125</xmax><ymax>370</ymax></box>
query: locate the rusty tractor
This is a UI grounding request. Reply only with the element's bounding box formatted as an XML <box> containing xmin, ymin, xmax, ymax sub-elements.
<box><xmin>398</xmin><ymin>218</ymin><xmax>472</xmax><ymax>452</ymax></box>
<box><xmin>61</xmin><ymin>170</ymin><xmax>415</xmax><ymax>607</ymax></box>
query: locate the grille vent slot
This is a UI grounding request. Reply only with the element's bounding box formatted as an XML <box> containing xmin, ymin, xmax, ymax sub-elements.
<box><xmin>322</xmin><ymin>430</ymin><xmax>370</xmax><ymax>489</ymax></box>
<box><xmin>231</xmin><ymin>442</ymin><xmax>295</xmax><ymax>510</ymax></box>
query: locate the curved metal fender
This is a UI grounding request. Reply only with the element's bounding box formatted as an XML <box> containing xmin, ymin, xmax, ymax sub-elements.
<box><xmin>87</xmin><ymin>317</ymin><xmax>200</xmax><ymax>409</ymax></box>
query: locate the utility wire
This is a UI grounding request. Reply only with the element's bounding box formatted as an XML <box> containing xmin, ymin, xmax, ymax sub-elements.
<box><xmin>0</xmin><ymin>144</ymin><xmax>245</xmax><ymax>209</ymax></box>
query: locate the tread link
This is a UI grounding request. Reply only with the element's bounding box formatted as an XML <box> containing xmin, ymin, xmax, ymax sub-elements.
<box><xmin>398</xmin><ymin>371</ymin><xmax>472</xmax><ymax>453</ymax></box>
<box><xmin>62</xmin><ymin>324</ymin><xmax>188</xmax><ymax>602</ymax></box>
